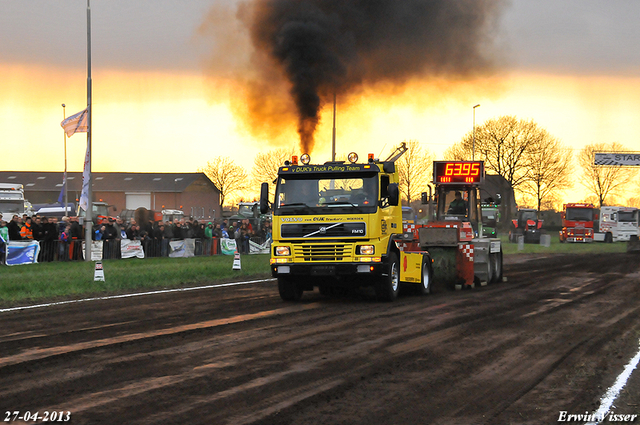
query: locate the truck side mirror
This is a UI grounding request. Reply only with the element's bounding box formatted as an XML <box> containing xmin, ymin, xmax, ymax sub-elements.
<box><xmin>388</xmin><ymin>183</ymin><xmax>400</xmax><ymax>206</ymax></box>
<box><xmin>421</xmin><ymin>192</ymin><xmax>429</xmax><ymax>204</ymax></box>
<box><xmin>259</xmin><ymin>182</ymin><xmax>269</xmax><ymax>214</ymax></box>
<box><xmin>383</xmin><ymin>162</ymin><xmax>395</xmax><ymax>173</ymax></box>
<box><xmin>495</xmin><ymin>194</ymin><xmax>502</xmax><ymax>205</ymax></box>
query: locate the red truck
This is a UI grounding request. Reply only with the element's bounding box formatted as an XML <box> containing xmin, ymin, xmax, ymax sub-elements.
<box><xmin>559</xmin><ymin>203</ymin><xmax>595</xmax><ymax>243</ymax></box>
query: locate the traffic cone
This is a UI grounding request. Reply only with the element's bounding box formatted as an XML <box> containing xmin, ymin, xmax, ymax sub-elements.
<box><xmin>94</xmin><ymin>261</ymin><xmax>105</xmax><ymax>282</ymax></box>
<box><xmin>232</xmin><ymin>249</ymin><xmax>242</xmax><ymax>270</ymax></box>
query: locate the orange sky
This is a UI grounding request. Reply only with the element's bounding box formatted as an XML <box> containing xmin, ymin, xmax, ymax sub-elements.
<box><xmin>3</xmin><ymin>63</ymin><xmax>638</xmax><ymax>172</ymax></box>
<box><xmin>1</xmin><ymin>1</ymin><xmax>639</xmax><ymax>206</ymax></box>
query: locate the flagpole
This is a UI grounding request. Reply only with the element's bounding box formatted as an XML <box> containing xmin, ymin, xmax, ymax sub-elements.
<box><xmin>62</xmin><ymin>103</ymin><xmax>68</xmax><ymax>216</ymax></box>
<box><xmin>84</xmin><ymin>0</ymin><xmax>93</xmax><ymax>261</ymax></box>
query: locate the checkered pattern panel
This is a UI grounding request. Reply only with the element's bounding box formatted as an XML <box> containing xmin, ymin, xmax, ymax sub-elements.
<box><xmin>403</xmin><ymin>223</ymin><xmax>417</xmax><ymax>233</ymax></box>
<box><xmin>459</xmin><ymin>244</ymin><xmax>474</xmax><ymax>261</ymax></box>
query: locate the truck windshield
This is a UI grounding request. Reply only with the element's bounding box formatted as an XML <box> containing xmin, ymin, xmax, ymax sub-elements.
<box><xmin>238</xmin><ymin>205</ymin><xmax>256</xmax><ymax>217</ymax></box>
<box><xmin>0</xmin><ymin>201</ymin><xmax>23</xmax><ymax>213</ymax></box>
<box><xmin>275</xmin><ymin>174</ymin><xmax>378</xmax><ymax>215</ymax></box>
<box><xmin>618</xmin><ymin>210</ymin><xmax>638</xmax><ymax>222</ymax></box>
<box><xmin>79</xmin><ymin>205</ymin><xmax>110</xmax><ymax>217</ymax></box>
<box><xmin>566</xmin><ymin>208</ymin><xmax>593</xmax><ymax>221</ymax></box>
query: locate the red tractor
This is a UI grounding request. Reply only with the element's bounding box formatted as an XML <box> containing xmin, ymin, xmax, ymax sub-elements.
<box><xmin>417</xmin><ymin>161</ymin><xmax>504</xmax><ymax>290</ymax></box>
<box><xmin>509</xmin><ymin>208</ymin><xmax>544</xmax><ymax>243</ymax></box>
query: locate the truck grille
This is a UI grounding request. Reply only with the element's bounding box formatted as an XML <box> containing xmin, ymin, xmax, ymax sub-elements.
<box><xmin>293</xmin><ymin>244</ymin><xmax>354</xmax><ymax>262</ymax></box>
<box><xmin>281</xmin><ymin>222</ymin><xmax>366</xmax><ymax>238</ymax></box>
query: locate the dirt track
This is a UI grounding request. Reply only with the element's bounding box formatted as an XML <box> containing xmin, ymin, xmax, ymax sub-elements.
<box><xmin>1</xmin><ymin>253</ymin><xmax>640</xmax><ymax>425</ymax></box>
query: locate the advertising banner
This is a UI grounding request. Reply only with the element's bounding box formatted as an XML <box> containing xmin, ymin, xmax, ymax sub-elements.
<box><xmin>169</xmin><ymin>239</ymin><xmax>195</xmax><ymax>258</ymax></box>
<box><xmin>594</xmin><ymin>153</ymin><xmax>640</xmax><ymax>166</ymax></box>
<box><xmin>220</xmin><ymin>238</ymin><xmax>237</xmax><ymax>255</ymax></box>
<box><xmin>82</xmin><ymin>241</ymin><xmax>103</xmax><ymax>261</ymax></box>
<box><xmin>121</xmin><ymin>239</ymin><xmax>145</xmax><ymax>259</ymax></box>
<box><xmin>249</xmin><ymin>238</ymin><xmax>271</xmax><ymax>254</ymax></box>
<box><xmin>6</xmin><ymin>241</ymin><xmax>40</xmax><ymax>266</ymax></box>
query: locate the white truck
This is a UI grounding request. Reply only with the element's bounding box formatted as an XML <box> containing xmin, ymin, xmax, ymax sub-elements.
<box><xmin>594</xmin><ymin>206</ymin><xmax>640</xmax><ymax>242</ymax></box>
<box><xmin>0</xmin><ymin>183</ymin><xmax>27</xmax><ymax>220</ymax></box>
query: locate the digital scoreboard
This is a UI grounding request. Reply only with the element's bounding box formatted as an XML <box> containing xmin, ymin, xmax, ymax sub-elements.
<box><xmin>433</xmin><ymin>161</ymin><xmax>484</xmax><ymax>185</ymax></box>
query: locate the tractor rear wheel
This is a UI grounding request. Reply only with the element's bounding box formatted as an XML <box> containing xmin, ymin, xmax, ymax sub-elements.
<box><xmin>491</xmin><ymin>249</ymin><xmax>503</xmax><ymax>283</ymax></box>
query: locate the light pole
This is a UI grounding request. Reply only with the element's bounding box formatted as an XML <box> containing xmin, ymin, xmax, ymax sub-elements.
<box><xmin>331</xmin><ymin>90</ymin><xmax>336</xmax><ymax>162</ymax></box>
<box><xmin>174</xmin><ymin>178</ymin><xmax>182</xmax><ymax>209</ymax></box>
<box><xmin>62</xmin><ymin>103</ymin><xmax>68</xmax><ymax>216</ymax></box>
<box><xmin>472</xmin><ymin>104</ymin><xmax>480</xmax><ymax>160</ymax></box>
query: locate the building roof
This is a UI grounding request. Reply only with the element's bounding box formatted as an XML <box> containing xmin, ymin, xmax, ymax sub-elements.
<box><xmin>0</xmin><ymin>172</ymin><xmax>218</xmax><ymax>193</ymax></box>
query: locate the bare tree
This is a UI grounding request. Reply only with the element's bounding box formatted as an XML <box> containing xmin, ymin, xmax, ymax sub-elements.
<box><xmin>578</xmin><ymin>142</ymin><xmax>637</xmax><ymax>207</ymax></box>
<box><xmin>199</xmin><ymin>157</ymin><xmax>249</xmax><ymax>207</ymax></box>
<box><xmin>395</xmin><ymin>140</ymin><xmax>434</xmax><ymax>205</ymax></box>
<box><xmin>627</xmin><ymin>179</ymin><xmax>640</xmax><ymax>208</ymax></box>
<box><xmin>251</xmin><ymin>147</ymin><xmax>296</xmax><ymax>198</ymax></box>
<box><xmin>450</xmin><ymin>116</ymin><xmax>557</xmax><ymax>218</ymax></box>
<box><xmin>443</xmin><ymin>142</ymin><xmax>471</xmax><ymax>161</ymax></box>
<box><xmin>520</xmin><ymin>133</ymin><xmax>573</xmax><ymax>211</ymax></box>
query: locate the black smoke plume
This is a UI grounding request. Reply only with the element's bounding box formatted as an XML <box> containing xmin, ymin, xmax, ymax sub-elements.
<box><xmin>238</xmin><ymin>0</ymin><xmax>505</xmax><ymax>153</ymax></box>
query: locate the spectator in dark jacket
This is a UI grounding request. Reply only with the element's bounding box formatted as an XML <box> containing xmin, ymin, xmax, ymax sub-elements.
<box><xmin>8</xmin><ymin>215</ymin><xmax>22</xmax><ymax>240</ymax></box>
<box><xmin>31</xmin><ymin>216</ymin><xmax>45</xmax><ymax>241</ymax></box>
<box><xmin>102</xmin><ymin>218</ymin><xmax>118</xmax><ymax>259</ymax></box>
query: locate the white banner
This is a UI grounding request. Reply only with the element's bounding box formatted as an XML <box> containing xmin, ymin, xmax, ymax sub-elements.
<box><xmin>121</xmin><ymin>239</ymin><xmax>145</xmax><ymax>259</ymax></box>
<box><xmin>79</xmin><ymin>142</ymin><xmax>91</xmax><ymax>212</ymax></box>
<box><xmin>249</xmin><ymin>238</ymin><xmax>271</xmax><ymax>254</ymax></box>
<box><xmin>594</xmin><ymin>153</ymin><xmax>640</xmax><ymax>166</ymax></box>
<box><xmin>169</xmin><ymin>238</ymin><xmax>195</xmax><ymax>258</ymax></box>
<box><xmin>82</xmin><ymin>240</ymin><xmax>103</xmax><ymax>261</ymax></box>
<box><xmin>220</xmin><ymin>238</ymin><xmax>237</xmax><ymax>255</ymax></box>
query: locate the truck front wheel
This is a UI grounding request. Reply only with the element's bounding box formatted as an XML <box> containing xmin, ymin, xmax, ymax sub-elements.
<box><xmin>376</xmin><ymin>253</ymin><xmax>400</xmax><ymax>302</ymax></box>
<box><xmin>278</xmin><ymin>277</ymin><xmax>303</xmax><ymax>301</ymax></box>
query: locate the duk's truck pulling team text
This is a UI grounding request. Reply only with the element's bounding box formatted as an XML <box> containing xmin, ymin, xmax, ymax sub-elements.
<box><xmin>260</xmin><ymin>146</ymin><xmax>504</xmax><ymax>302</ymax></box>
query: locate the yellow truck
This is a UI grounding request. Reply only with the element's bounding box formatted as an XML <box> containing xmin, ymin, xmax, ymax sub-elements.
<box><xmin>259</xmin><ymin>145</ymin><xmax>433</xmax><ymax>302</ymax></box>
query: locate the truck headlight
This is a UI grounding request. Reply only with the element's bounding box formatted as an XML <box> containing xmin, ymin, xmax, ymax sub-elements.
<box><xmin>274</xmin><ymin>246</ymin><xmax>290</xmax><ymax>256</ymax></box>
<box><xmin>357</xmin><ymin>245</ymin><xmax>375</xmax><ymax>255</ymax></box>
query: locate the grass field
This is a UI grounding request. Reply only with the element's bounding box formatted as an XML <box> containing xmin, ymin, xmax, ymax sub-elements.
<box><xmin>0</xmin><ymin>237</ymin><xmax>630</xmax><ymax>305</ymax></box>
<box><xmin>500</xmin><ymin>234</ymin><xmax>628</xmax><ymax>255</ymax></box>
<box><xmin>0</xmin><ymin>254</ymin><xmax>272</xmax><ymax>306</ymax></box>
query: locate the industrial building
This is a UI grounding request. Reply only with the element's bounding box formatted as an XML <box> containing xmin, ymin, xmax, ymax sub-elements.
<box><xmin>0</xmin><ymin>171</ymin><xmax>221</xmax><ymax>220</ymax></box>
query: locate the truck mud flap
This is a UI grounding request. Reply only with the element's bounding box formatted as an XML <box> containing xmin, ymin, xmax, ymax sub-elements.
<box><xmin>628</xmin><ymin>235</ymin><xmax>640</xmax><ymax>253</ymax></box>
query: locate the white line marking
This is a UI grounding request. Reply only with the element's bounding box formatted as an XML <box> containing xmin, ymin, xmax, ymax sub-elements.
<box><xmin>585</xmin><ymin>339</ymin><xmax>640</xmax><ymax>425</ymax></box>
<box><xmin>0</xmin><ymin>278</ymin><xmax>276</xmax><ymax>314</ymax></box>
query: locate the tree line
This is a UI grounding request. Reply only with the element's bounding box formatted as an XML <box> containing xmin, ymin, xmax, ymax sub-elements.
<box><xmin>200</xmin><ymin>115</ymin><xmax>638</xmax><ymax>211</ymax></box>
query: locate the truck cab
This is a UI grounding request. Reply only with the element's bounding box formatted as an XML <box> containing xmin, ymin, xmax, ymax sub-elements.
<box><xmin>0</xmin><ymin>183</ymin><xmax>26</xmax><ymax>219</ymax></box>
<box><xmin>595</xmin><ymin>206</ymin><xmax>640</xmax><ymax>242</ymax></box>
<box><xmin>559</xmin><ymin>203</ymin><xmax>595</xmax><ymax>243</ymax></box>
<box><xmin>261</xmin><ymin>147</ymin><xmax>434</xmax><ymax>302</ymax></box>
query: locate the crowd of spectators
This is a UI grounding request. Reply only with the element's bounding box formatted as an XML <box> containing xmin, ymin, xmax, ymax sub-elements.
<box><xmin>0</xmin><ymin>212</ymin><xmax>272</xmax><ymax>264</ymax></box>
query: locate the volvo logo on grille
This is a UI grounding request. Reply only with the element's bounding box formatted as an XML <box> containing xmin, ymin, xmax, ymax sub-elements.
<box><xmin>282</xmin><ymin>222</ymin><xmax>366</xmax><ymax>238</ymax></box>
